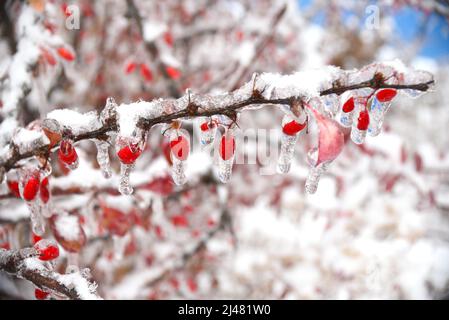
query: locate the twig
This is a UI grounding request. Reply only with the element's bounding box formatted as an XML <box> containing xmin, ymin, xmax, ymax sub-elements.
<box><xmin>0</xmin><ymin>247</ymin><xmax>102</xmax><ymax>300</ymax></box>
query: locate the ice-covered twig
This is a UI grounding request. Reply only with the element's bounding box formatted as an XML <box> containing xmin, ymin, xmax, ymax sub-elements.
<box><xmin>0</xmin><ymin>247</ymin><xmax>102</xmax><ymax>300</ymax></box>
<box><xmin>0</xmin><ymin>63</ymin><xmax>435</xmax><ymax>175</ymax></box>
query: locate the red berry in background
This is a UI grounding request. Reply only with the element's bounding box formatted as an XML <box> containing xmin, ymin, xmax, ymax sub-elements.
<box><xmin>219</xmin><ymin>135</ymin><xmax>235</xmax><ymax>161</ymax></box>
<box><xmin>140</xmin><ymin>63</ymin><xmax>153</xmax><ymax>82</ymax></box>
<box><xmin>125</xmin><ymin>62</ymin><xmax>136</xmax><ymax>74</ymax></box>
<box><xmin>357</xmin><ymin>109</ymin><xmax>370</xmax><ymax>130</ymax></box>
<box><xmin>7</xmin><ymin>180</ymin><xmax>20</xmax><ymax>198</ymax></box>
<box><xmin>117</xmin><ymin>144</ymin><xmax>142</xmax><ymax>164</ymax></box>
<box><xmin>187</xmin><ymin>278</ymin><xmax>198</xmax><ymax>293</ymax></box>
<box><xmin>41</xmin><ymin>48</ymin><xmax>57</xmax><ymax>66</ymax></box>
<box><xmin>58</xmin><ymin>140</ymin><xmax>78</xmax><ymax>165</ymax></box>
<box><xmin>22</xmin><ymin>173</ymin><xmax>40</xmax><ymax>202</ymax></box>
<box><xmin>35</xmin><ymin>288</ymin><xmax>49</xmax><ymax>300</ymax></box>
<box><xmin>166</xmin><ymin>66</ymin><xmax>181</xmax><ymax>80</ymax></box>
<box><xmin>0</xmin><ymin>242</ymin><xmax>10</xmax><ymax>250</ymax></box>
<box><xmin>34</xmin><ymin>239</ymin><xmax>59</xmax><ymax>261</ymax></box>
<box><xmin>376</xmin><ymin>88</ymin><xmax>397</xmax><ymax>103</ymax></box>
<box><xmin>282</xmin><ymin>120</ymin><xmax>306</xmax><ymax>136</ymax></box>
<box><xmin>170</xmin><ymin>135</ymin><xmax>189</xmax><ymax>161</ymax></box>
<box><xmin>164</xmin><ymin>31</ymin><xmax>174</xmax><ymax>46</ymax></box>
<box><xmin>57</xmin><ymin>47</ymin><xmax>75</xmax><ymax>61</ymax></box>
<box><xmin>342</xmin><ymin>96</ymin><xmax>355</xmax><ymax>113</ymax></box>
<box><xmin>40</xmin><ymin>177</ymin><xmax>50</xmax><ymax>204</ymax></box>
<box><xmin>171</xmin><ymin>214</ymin><xmax>188</xmax><ymax>227</ymax></box>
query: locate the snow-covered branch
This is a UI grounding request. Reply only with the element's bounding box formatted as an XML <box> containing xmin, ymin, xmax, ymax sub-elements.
<box><xmin>0</xmin><ymin>247</ymin><xmax>101</xmax><ymax>300</ymax></box>
<box><xmin>0</xmin><ymin>61</ymin><xmax>435</xmax><ymax>176</ymax></box>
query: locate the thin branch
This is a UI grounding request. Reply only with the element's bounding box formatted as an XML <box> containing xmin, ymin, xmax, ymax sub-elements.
<box><xmin>0</xmin><ymin>247</ymin><xmax>102</xmax><ymax>300</ymax></box>
<box><xmin>126</xmin><ymin>0</ymin><xmax>182</xmax><ymax>98</ymax></box>
<box><xmin>0</xmin><ymin>69</ymin><xmax>435</xmax><ymax>176</ymax></box>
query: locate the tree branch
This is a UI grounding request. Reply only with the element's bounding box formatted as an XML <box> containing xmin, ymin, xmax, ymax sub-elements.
<box><xmin>0</xmin><ymin>247</ymin><xmax>102</xmax><ymax>300</ymax></box>
<box><xmin>0</xmin><ymin>68</ymin><xmax>435</xmax><ymax>176</ymax></box>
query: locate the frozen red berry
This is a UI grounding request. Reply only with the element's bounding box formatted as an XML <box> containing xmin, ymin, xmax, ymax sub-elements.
<box><xmin>170</xmin><ymin>135</ymin><xmax>189</xmax><ymax>161</ymax></box>
<box><xmin>7</xmin><ymin>180</ymin><xmax>20</xmax><ymax>198</ymax></box>
<box><xmin>282</xmin><ymin>120</ymin><xmax>306</xmax><ymax>136</ymax></box>
<box><xmin>376</xmin><ymin>88</ymin><xmax>397</xmax><ymax>103</ymax></box>
<box><xmin>219</xmin><ymin>135</ymin><xmax>235</xmax><ymax>161</ymax></box>
<box><xmin>342</xmin><ymin>96</ymin><xmax>355</xmax><ymax>113</ymax></box>
<box><xmin>58</xmin><ymin>140</ymin><xmax>78</xmax><ymax>165</ymax></box>
<box><xmin>357</xmin><ymin>109</ymin><xmax>370</xmax><ymax>130</ymax></box>
<box><xmin>22</xmin><ymin>173</ymin><xmax>40</xmax><ymax>202</ymax></box>
<box><xmin>117</xmin><ymin>144</ymin><xmax>142</xmax><ymax>164</ymax></box>
<box><xmin>34</xmin><ymin>239</ymin><xmax>59</xmax><ymax>261</ymax></box>
<box><xmin>40</xmin><ymin>177</ymin><xmax>50</xmax><ymax>204</ymax></box>
<box><xmin>35</xmin><ymin>288</ymin><xmax>49</xmax><ymax>300</ymax></box>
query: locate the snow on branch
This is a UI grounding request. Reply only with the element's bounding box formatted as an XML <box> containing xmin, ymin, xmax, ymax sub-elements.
<box><xmin>0</xmin><ymin>247</ymin><xmax>102</xmax><ymax>300</ymax></box>
<box><xmin>0</xmin><ymin>60</ymin><xmax>435</xmax><ymax>177</ymax></box>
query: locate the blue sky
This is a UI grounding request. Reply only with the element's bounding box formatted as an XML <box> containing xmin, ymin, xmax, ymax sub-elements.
<box><xmin>298</xmin><ymin>0</ymin><xmax>449</xmax><ymax>60</ymax></box>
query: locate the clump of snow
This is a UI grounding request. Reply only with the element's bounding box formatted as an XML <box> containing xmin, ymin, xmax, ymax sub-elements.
<box><xmin>54</xmin><ymin>214</ymin><xmax>82</xmax><ymax>241</ymax></box>
<box><xmin>46</xmin><ymin>109</ymin><xmax>101</xmax><ymax>135</ymax></box>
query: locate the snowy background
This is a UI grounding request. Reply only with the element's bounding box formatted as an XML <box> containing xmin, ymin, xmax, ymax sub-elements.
<box><xmin>0</xmin><ymin>0</ymin><xmax>449</xmax><ymax>300</ymax></box>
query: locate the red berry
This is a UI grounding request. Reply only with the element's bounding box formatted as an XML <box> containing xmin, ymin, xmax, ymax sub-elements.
<box><xmin>166</xmin><ymin>66</ymin><xmax>181</xmax><ymax>80</ymax></box>
<box><xmin>40</xmin><ymin>177</ymin><xmax>50</xmax><ymax>204</ymax></box>
<box><xmin>41</xmin><ymin>48</ymin><xmax>57</xmax><ymax>66</ymax></box>
<box><xmin>57</xmin><ymin>47</ymin><xmax>75</xmax><ymax>61</ymax></box>
<box><xmin>171</xmin><ymin>214</ymin><xmax>188</xmax><ymax>227</ymax></box>
<box><xmin>219</xmin><ymin>135</ymin><xmax>235</xmax><ymax>161</ymax></box>
<box><xmin>58</xmin><ymin>140</ymin><xmax>78</xmax><ymax>165</ymax></box>
<box><xmin>7</xmin><ymin>180</ymin><xmax>20</xmax><ymax>197</ymax></box>
<box><xmin>187</xmin><ymin>278</ymin><xmax>197</xmax><ymax>293</ymax></box>
<box><xmin>34</xmin><ymin>239</ymin><xmax>59</xmax><ymax>261</ymax></box>
<box><xmin>164</xmin><ymin>31</ymin><xmax>174</xmax><ymax>46</ymax></box>
<box><xmin>342</xmin><ymin>96</ymin><xmax>355</xmax><ymax>113</ymax></box>
<box><xmin>140</xmin><ymin>64</ymin><xmax>153</xmax><ymax>82</ymax></box>
<box><xmin>0</xmin><ymin>242</ymin><xmax>10</xmax><ymax>250</ymax></box>
<box><xmin>282</xmin><ymin>120</ymin><xmax>306</xmax><ymax>136</ymax></box>
<box><xmin>22</xmin><ymin>174</ymin><xmax>40</xmax><ymax>201</ymax></box>
<box><xmin>35</xmin><ymin>288</ymin><xmax>49</xmax><ymax>300</ymax></box>
<box><xmin>357</xmin><ymin>109</ymin><xmax>370</xmax><ymax>130</ymax></box>
<box><xmin>125</xmin><ymin>62</ymin><xmax>136</xmax><ymax>74</ymax></box>
<box><xmin>376</xmin><ymin>88</ymin><xmax>397</xmax><ymax>103</ymax></box>
<box><xmin>31</xmin><ymin>233</ymin><xmax>42</xmax><ymax>245</ymax></box>
<box><xmin>117</xmin><ymin>144</ymin><xmax>142</xmax><ymax>164</ymax></box>
<box><xmin>170</xmin><ymin>135</ymin><xmax>189</xmax><ymax>161</ymax></box>
<box><xmin>200</xmin><ymin>122</ymin><xmax>210</xmax><ymax>131</ymax></box>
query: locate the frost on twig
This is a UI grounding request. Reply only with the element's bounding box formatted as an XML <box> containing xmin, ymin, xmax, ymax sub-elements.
<box><xmin>0</xmin><ymin>247</ymin><xmax>102</xmax><ymax>300</ymax></box>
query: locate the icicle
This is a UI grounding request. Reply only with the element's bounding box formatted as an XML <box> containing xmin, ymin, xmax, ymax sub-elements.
<box><xmin>351</xmin><ymin>107</ymin><xmax>370</xmax><ymax>145</ymax></box>
<box><xmin>338</xmin><ymin>91</ymin><xmax>355</xmax><ymax>128</ymax></box>
<box><xmin>199</xmin><ymin>118</ymin><xmax>218</xmax><ymax>146</ymax></box>
<box><xmin>277</xmin><ymin>114</ymin><xmax>306</xmax><ymax>173</ymax></box>
<box><xmin>218</xmin><ymin>131</ymin><xmax>236</xmax><ymax>183</ymax></box>
<box><xmin>94</xmin><ymin>139</ymin><xmax>112</xmax><ymax>178</ymax></box>
<box><xmin>305</xmin><ymin>148</ymin><xmax>330</xmax><ymax>194</ymax></box>
<box><xmin>39</xmin><ymin>163</ymin><xmax>52</xmax><ymax>218</ymax></box>
<box><xmin>58</xmin><ymin>138</ymin><xmax>79</xmax><ymax>170</ymax></box>
<box><xmin>19</xmin><ymin>169</ymin><xmax>45</xmax><ymax>236</ymax></box>
<box><xmin>66</xmin><ymin>252</ymin><xmax>80</xmax><ymax>273</ymax></box>
<box><xmin>115</xmin><ymin>135</ymin><xmax>144</xmax><ymax>195</ymax></box>
<box><xmin>169</xmin><ymin>129</ymin><xmax>190</xmax><ymax>185</ymax></box>
<box><xmin>119</xmin><ymin>163</ymin><xmax>134</xmax><ymax>195</ymax></box>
